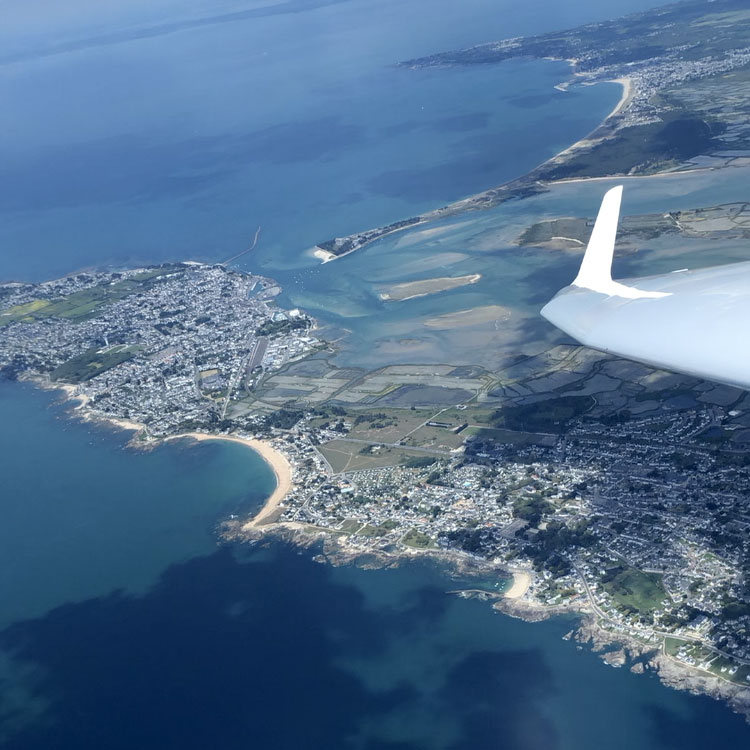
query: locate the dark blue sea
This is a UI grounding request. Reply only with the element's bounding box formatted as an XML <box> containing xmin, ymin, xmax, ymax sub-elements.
<box><xmin>3</xmin><ymin>1</ymin><xmax>750</xmax><ymax>747</ymax></box>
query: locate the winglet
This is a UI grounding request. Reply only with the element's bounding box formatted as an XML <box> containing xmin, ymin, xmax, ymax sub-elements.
<box><xmin>573</xmin><ymin>185</ymin><xmax>622</xmax><ymax>292</ymax></box>
<box><xmin>572</xmin><ymin>186</ymin><xmax>670</xmax><ymax>300</ymax></box>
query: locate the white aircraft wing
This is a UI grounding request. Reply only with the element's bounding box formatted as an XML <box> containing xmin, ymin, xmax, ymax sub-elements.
<box><xmin>540</xmin><ymin>186</ymin><xmax>750</xmax><ymax>391</ymax></box>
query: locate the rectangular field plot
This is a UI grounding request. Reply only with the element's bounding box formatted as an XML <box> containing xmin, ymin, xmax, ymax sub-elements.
<box><xmin>318</xmin><ymin>440</ymin><xmax>437</xmax><ymax>474</ymax></box>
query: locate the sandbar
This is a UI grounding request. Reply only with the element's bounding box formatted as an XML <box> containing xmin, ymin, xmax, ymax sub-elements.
<box><xmin>424</xmin><ymin>305</ymin><xmax>511</xmax><ymax>329</ymax></box>
<box><xmin>379</xmin><ymin>273</ymin><xmax>481</xmax><ymax>301</ymax></box>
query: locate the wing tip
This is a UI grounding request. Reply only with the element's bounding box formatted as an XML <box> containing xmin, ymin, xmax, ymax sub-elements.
<box><xmin>572</xmin><ymin>184</ymin><xmax>624</xmax><ymax>292</ymax></box>
<box><xmin>563</xmin><ymin>185</ymin><xmax>671</xmax><ymax>300</ymax></box>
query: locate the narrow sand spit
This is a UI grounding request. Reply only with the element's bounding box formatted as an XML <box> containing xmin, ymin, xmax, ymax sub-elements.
<box><xmin>424</xmin><ymin>305</ymin><xmax>511</xmax><ymax>329</ymax></box>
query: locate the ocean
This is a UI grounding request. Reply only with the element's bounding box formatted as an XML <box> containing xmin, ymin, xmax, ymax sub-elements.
<box><xmin>2</xmin><ymin>0</ymin><xmax>750</xmax><ymax>747</ymax></box>
<box><xmin>2</xmin><ymin>385</ymin><xmax>750</xmax><ymax>748</ymax></box>
<box><xmin>3</xmin><ymin>0</ymin><xmax>662</xmax><ymax>282</ymax></box>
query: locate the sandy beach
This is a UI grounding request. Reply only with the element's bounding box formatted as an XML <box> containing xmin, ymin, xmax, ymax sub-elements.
<box><xmin>541</xmin><ymin>76</ymin><xmax>635</xmax><ymax>168</ymax></box>
<box><xmin>170</xmin><ymin>432</ymin><xmax>293</xmax><ymax>528</ymax></box>
<box><xmin>46</xmin><ymin>377</ymin><xmax>293</xmax><ymax>528</ymax></box>
<box><xmin>55</xmin><ymin>382</ymin><xmax>92</xmax><ymax>409</ymax></box>
<box><xmin>106</xmin><ymin>416</ymin><xmax>148</xmax><ymax>432</ymax></box>
<box><xmin>424</xmin><ymin>304</ymin><xmax>511</xmax><ymax>329</ymax></box>
<box><xmin>312</xmin><ymin>247</ymin><xmax>335</xmax><ymax>263</ymax></box>
<box><xmin>608</xmin><ymin>77</ymin><xmax>633</xmax><ymax>118</ymax></box>
<box><xmin>504</xmin><ymin>570</ymin><xmax>531</xmax><ymax>599</ymax></box>
<box><xmin>379</xmin><ymin>273</ymin><xmax>481</xmax><ymax>302</ymax></box>
<box><xmin>550</xmin><ymin>165</ymin><xmax>710</xmax><ymax>186</ymax></box>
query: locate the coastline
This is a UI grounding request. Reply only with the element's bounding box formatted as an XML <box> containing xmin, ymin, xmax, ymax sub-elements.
<box><xmin>168</xmin><ymin>432</ymin><xmax>293</xmax><ymax>528</ymax></box>
<box><xmin>314</xmin><ymin>75</ymin><xmax>639</xmax><ymax>263</ymax></box>
<box><xmin>36</xmin><ymin>377</ymin><xmax>294</xmax><ymax>530</ymax></box>
<box><xmin>48</xmin><ymin>380</ymin><xmax>149</xmax><ymax>434</ymax></box>
<box><xmin>548</xmin><ymin>165</ymin><xmax>711</xmax><ymax>186</ymax></box>
<box><xmin>42</xmin><ymin>361</ymin><xmax>750</xmax><ymax>722</ymax></box>
<box><xmin>495</xmin><ymin>582</ymin><xmax>750</xmax><ymax>722</ymax></box>
<box><xmin>246</xmin><ymin>521</ymin><xmax>750</xmax><ymax>723</ymax></box>
<box><xmin>503</xmin><ymin>570</ymin><xmax>531</xmax><ymax>599</ymax></box>
<box><xmin>56</xmin><ymin>382</ymin><xmax>91</xmax><ymax>409</ymax></box>
<box><xmin>538</xmin><ymin>75</ymin><xmax>633</xmax><ymax>166</ymax></box>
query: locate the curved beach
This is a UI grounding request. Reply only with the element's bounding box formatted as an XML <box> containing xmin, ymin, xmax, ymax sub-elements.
<box><xmin>170</xmin><ymin>432</ymin><xmax>293</xmax><ymax>527</ymax></box>
<box><xmin>608</xmin><ymin>76</ymin><xmax>633</xmax><ymax>118</ymax></box>
<box><xmin>504</xmin><ymin>570</ymin><xmax>531</xmax><ymax>599</ymax></box>
<box><xmin>47</xmin><ymin>363</ymin><xmax>294</xmax><ymax>529</ymax></box>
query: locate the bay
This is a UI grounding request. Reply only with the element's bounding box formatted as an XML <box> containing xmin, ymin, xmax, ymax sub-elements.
<box><xmin>0</xmin><ymin>381</ymin><xmax>274</xmax><ymax>625</ymax></box>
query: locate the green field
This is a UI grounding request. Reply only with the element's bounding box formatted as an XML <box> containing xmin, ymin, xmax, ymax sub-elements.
<box><xmin>402</xmin><ymin>423</ymin><xmax>465</xmax><ymax>451</ymax></box>
<box><xmin>438</xmin><ymin>406</ymin><xmax>495</xmax><ymax>425</ymax></box>
<box><xmin>356</xmin><ymin>519</ymin><xmax>400</xmax><ymax>537</ymax></box>
<box><xmin>318</xmin><ymin>440</ymin><xmax>438</xmax><ymax>473</ymax></box>
<box><xmin>464</xmin><ymin>426</ymin><xmax>556</xmax><ymax>447</ymax></box>
<box><xmin>1</xmin><ymin>267</ymin><xmax>184</xmax><ymax>327</ymax></box>
<box><xmin>338</xmin><ymin>519</ymin><xmax>365</xmax><ymax>534</ymax></box>
<box><xmin>346</xmin><ymin>408</ymin><xmax>432</xmax><ymax>442</ymax></box>
<box><xmin>402</xmin><ymin>529</ymin><xmax>435</xmax><ymax>549</ymax></box>
<box><xmin>634</xmin><ymin>385</ymin><xmax>696</xmax><ymax>403</ymax></box>
<box><xmin>52</xmin><ymin>345</ymin><xmax>140</xmax><ymax>383</ymax></box>
<box><xmin>491</xmin><ymin>395</ymin><xmax>595</xmax><ymax>433</ymax></box>
<box><xmin>602</xmin><ymin>565</ymin><xmax>667</xmax><ymax>614</ymax></box>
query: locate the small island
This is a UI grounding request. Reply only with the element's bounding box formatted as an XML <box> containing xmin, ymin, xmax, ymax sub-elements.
<box><xmin>379</xmin><ymin>274</ymin><xmax>481</xmax><ymax>301</ymax></box>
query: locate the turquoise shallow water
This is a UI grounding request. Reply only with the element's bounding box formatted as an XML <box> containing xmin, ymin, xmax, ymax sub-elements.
<box><xmin>0</xmin><ymin>382</ymin><xmax>275</xmax><ymax>625</ymax></box>
<box><xmin>3</xmin><ymin>1</ymin><xmax>750</xmax><ymax>747</ymax></box>
<box><xmin>275</xmin><ymin>164</ymin><xmax>750</xmax><ymax>370</ymax></box>
<box><xmin>1</xmin><ymin>381</ymin><xmax>749</xmax><ymax>749</ymax></box>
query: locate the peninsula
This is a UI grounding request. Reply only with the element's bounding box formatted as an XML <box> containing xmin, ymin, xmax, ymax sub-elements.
<box><xmin>314</xmin><ymin>0</ymin><xmax>750</xmax><ymax>261</ymax></box>
<box><xmin>3</xmin><ymin>264</ymin><xmax>750</xmax><ymax>719</ymax></box>
<box><xmin>5</xmin><ymin>0</ymin><xmax>750</xmax><ymax>706</ymax></box>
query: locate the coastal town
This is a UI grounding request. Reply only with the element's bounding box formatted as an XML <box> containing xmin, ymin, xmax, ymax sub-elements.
<box><xmin>3</xmin><ymin>0</ymin><xmax>750</xmax><ymax>723</ymax></box>
<box><xmin>2</xmin><ymin>263</ymin><xmax>750</xmax><ymax>717</ymax></box>
<box><xmin>0</xmin><ymin>263</ymin><xmax>321</xmax><ymax>436</ymax></box>
<box><xmin>7</xmin><ymin>0</ymin><xmax>750</xmax><ymax>744</ymax></box>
